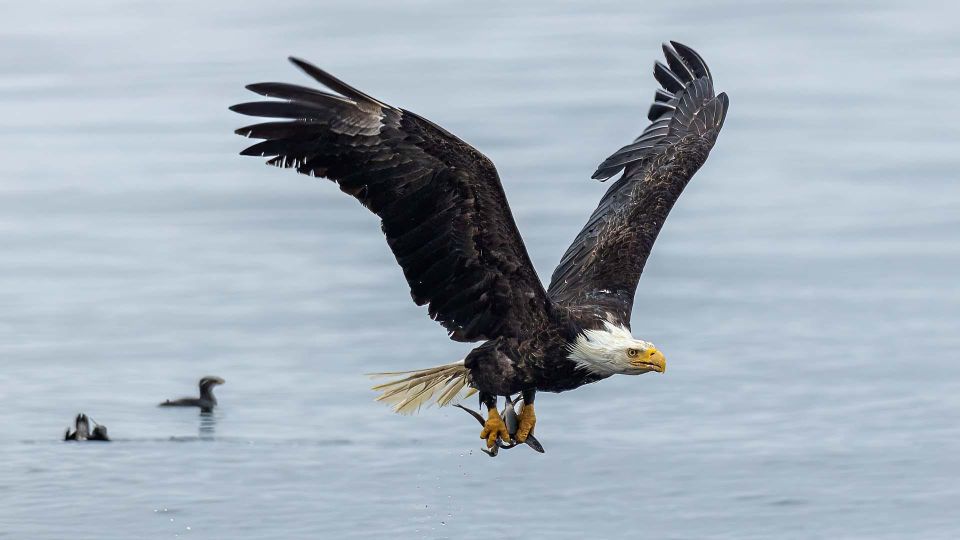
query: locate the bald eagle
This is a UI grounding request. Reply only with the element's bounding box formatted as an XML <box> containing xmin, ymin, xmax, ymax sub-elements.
<box><xmin>231</xmin><ymin>41</ymin><xmax>728</xmax><ymax>449</ymax></box>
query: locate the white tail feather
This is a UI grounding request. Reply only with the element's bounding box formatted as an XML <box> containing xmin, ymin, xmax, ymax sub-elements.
<box><xmin>368</xmin><ymin>360</ymin><xmax>477</xmax><ymax>415</ymax></box>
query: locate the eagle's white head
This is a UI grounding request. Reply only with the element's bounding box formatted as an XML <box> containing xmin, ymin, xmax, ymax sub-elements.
<box><xmin>567</xmin><ymin>320</ymin><xmax>666</xmax><ymax>376</ymax></box>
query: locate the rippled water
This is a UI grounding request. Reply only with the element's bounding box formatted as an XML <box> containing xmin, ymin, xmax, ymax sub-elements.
<box><xmin>2</xmin><ymin>1</ymin><xmax>959</xmax><ymax>538</ymax></box>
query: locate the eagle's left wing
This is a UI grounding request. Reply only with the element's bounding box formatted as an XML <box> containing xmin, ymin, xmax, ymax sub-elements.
<box><xmin>231</xmin><ymin>58</ymin><xmax>553</xmax><ymax>343</ymax></box>
<box><xmin>547</xmin><ymin>42</ymin><xmax>729</xmax><ymax>324</ymax></box>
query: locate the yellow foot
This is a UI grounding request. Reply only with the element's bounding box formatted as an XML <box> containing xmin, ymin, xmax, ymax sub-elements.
<box><xmin>515</xmin><ymin>403</ymin><xmax>536</xmax><ymax>443</ymax></box>
<box><xmin>480</xmin><ymin>407</ymin><xmax>510</xmax><ymax>448</ymax></box>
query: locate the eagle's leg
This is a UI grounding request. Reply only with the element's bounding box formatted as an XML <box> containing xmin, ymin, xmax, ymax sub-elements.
<box><xmin>478</xmin><ymin>392</ymin><xmax>509</xmax><ymax>448</ymax></box>
<box><xmin>516</xmin><ymin>388</ymin><xmax>536</xmax><ymax>443</ymax></box>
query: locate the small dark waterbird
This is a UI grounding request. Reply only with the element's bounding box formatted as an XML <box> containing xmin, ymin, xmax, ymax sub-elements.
<box><xmin>64</xmin><ymin>413</ymin><xmax>110</xmax><ymax>442</ymax></box>
<box><xmin>159</xmin><ymin>376</ymin><xmax>225</xmax><ymax>413</ymax></box>
<box><xmin>231</xmin><ymin>41</ymin><xmax>727</xmax><ymax>450</ymax></box>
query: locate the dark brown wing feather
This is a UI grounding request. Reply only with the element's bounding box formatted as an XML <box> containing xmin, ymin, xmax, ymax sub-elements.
<box><xmin>548</xmin><ymin>42</ymin><xmax>729</xmax><ymax>323</ymax></box>
<box><xmin>231</xmin><ymin>58</ymin><xmax>552</xmax><ymax>342</ymax></box>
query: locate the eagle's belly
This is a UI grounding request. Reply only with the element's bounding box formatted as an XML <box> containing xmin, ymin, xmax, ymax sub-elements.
<box><xmin>465</xmin><ymin>337</ymin><xmax>608</xmax><ymax>396</ymax></box>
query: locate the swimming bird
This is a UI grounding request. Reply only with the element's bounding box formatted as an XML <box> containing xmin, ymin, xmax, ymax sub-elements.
<box><xmin>159</xmin><ymin>376</ymin><xmax>225</xmax><ymax>413</ymax></box>
<box><xmin>64</xmin><ymin>413</ymin><xmax>89</xmax><ymax>441</ymax></box>
<box><xmin>64</xmin><ymin>413</ymin><xmax>110</xmax><ymax>441</ymax></box>
<box><xmin>231</xmin><ymin>41</ymin><xmax>728</xmax><ymax>449</ymax></box>
<box><xmin>89</xmin><ymin>423</ymin><xmax>110</xmax><ymax>441</ymax></box>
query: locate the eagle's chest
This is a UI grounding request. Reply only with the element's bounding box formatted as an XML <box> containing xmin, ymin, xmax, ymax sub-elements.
<box><xmin>530</xmin><ymin>354</ymin><xmax>609</xmax><ymax>393</ymax></box>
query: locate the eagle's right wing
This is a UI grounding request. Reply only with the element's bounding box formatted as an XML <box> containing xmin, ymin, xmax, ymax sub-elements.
<box><xmin>548</xmin><ymin>42</ymin><xmax>729</xmax><ymax>324</ymax></box>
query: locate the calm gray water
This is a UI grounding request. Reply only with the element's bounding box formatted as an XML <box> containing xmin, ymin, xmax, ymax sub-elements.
<box><xmin>2</xmin><ymin>1</ymin><xmax>958</xmax><ymax>538</ymax></box>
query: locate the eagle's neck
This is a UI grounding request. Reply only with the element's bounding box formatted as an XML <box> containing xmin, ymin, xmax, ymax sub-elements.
<box><xmin>566</xmin><ymin>321</ymin><xmax>635</xmax><ymax>375</ymax></box>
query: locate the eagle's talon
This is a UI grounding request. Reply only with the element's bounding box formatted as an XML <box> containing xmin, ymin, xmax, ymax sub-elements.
<box><xmin>480</xmin><ymin>408</ymin><xmax>510</xmax><ymax>449</ymax></box>
<box><xmin>515</xmin><ymin>403</ymin><xmax>536</xmax><ymax>443</ymax></box>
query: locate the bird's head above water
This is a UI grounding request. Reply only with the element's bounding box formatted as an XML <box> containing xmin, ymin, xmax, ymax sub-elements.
<box><xmin>568</xmin><ymin>320</ymin><xmax>666</xmax><ymax>376</ymax></box>
<box><xmin>199</xmin><ymin>376</ymin><xmax>225</xmax><ymax>391</ymax></box>
<box><xmin>198</xmin><ymin>376</ymin><xmax>225</xmax><ymax>405</ymax></box>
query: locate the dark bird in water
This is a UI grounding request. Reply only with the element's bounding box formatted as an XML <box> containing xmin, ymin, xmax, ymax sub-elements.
<box><xmin>159</xmin><ymin>376</ymin><xmax>225</xmax><ymax>413</ymax></box>
<box><xmin>64</xmin><ymin>413</ymin><xmax>89</xmax><ymax>441</ymax></box>
<box><xmin>64</xmin><ymin>413</ymin><xmax>110</xmax><ymax>441</ymax></box>
<box><xmin>231</xmin><ymin>41</ymin><xmax>728</xmax><ymax>449</ymax></box>
<box><xmin>90</xmin><ymin>424</ymin><xmax>109</xmax><ymax>441</ymax></box>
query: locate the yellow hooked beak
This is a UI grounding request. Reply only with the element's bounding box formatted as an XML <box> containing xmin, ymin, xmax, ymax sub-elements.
<box><xmin>631</xmin><ymin>347</ymin><xmax>666</xmax><ymax>373</ymax></box>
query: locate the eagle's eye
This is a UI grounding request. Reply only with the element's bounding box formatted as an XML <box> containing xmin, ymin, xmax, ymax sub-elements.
<box><xmin>627</xmin><ymin>348</ymin><xmax>641</xmax><ymax>358</ymax></box>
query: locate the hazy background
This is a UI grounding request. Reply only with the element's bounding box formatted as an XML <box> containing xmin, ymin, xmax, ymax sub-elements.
<box><xmin>1</xmin><ymin>1</ymin><xmax>958</xmax><ymax>538</ymax></box>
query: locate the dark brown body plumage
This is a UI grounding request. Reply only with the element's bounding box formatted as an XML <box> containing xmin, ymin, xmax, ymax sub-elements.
<box><xmin>231</xmin><ymin>42</ymin><xmax>727</xmax><ymax>400</ymax></box>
